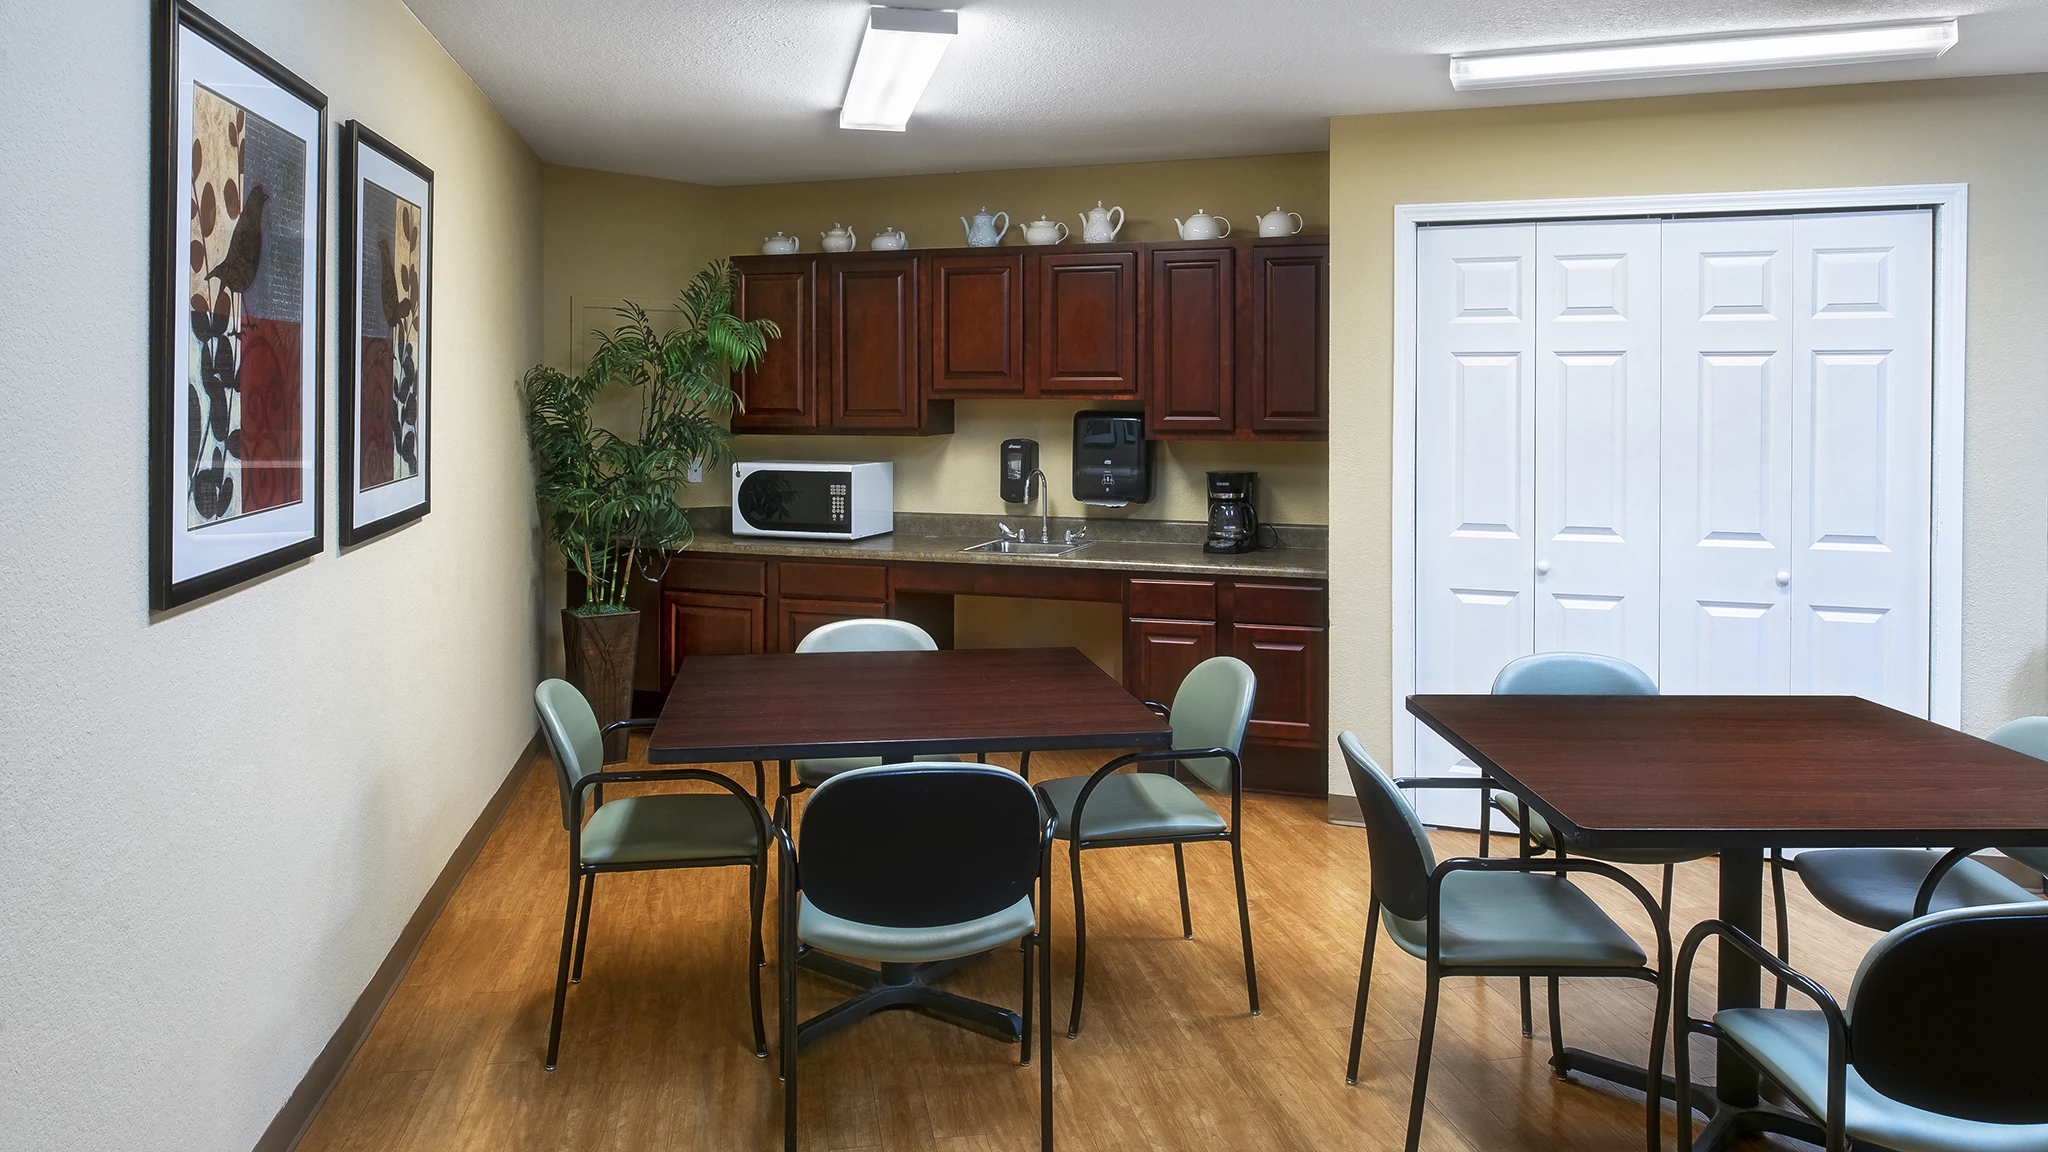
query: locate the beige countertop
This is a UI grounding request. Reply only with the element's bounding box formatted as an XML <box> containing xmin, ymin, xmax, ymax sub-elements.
<box><xmin>681</xmin><ymin>512</ymin><xmax>1328</xmax><ymax>581</ymax></box>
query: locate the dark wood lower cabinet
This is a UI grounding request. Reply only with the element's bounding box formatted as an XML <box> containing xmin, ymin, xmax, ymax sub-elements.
<box><xmin>661</xmin><ymin>590</ymin><xmax>765</xmax><ymax>677</ymax></box>
<box><xmin>1126</xmin><ymin>617</ymin><xmax>1218</xmax><ymax>707</ymax></box>
<box><xmin>1233</xmin><ymin>622</ymin><xmax>1325</xmax><ymax>745</ymax></box>
<box><xmin>778</xmin><ymin>597</ymin><xmax>887</xmax><ymax>652</ymax></box>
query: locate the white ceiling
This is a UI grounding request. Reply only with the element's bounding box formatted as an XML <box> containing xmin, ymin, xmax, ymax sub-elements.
<box><xmin>403</xmin><ymin>0</ymin><xmax>2048</xmax><ymax>185</ymax></box>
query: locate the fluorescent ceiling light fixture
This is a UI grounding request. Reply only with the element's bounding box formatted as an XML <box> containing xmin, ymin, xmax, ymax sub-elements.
<box><xmin>1448</xmin><ymin>18</ymin><xmax>1959</xmax><ymax>90</ymax></box>
<box><xmin>840</xmin><ymin>6</ymin><xmax>957</xmax><ymax>131</ymax></box>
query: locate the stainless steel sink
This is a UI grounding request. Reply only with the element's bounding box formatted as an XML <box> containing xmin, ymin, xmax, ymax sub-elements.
<box><xmin>960</xmin><ymin>539</ymin><xmax>1094</xmax><ymax>557</ymax></box>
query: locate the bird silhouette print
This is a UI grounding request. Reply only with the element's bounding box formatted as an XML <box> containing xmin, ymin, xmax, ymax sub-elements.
<box><xmin>205</xmin><ymin>182</ymin><xmax>269</xmax><ymax>301</ymax></box>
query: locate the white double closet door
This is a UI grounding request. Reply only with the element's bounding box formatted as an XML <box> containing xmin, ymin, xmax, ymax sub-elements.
<box><xmin>1412</xmin><ymin>211</ymin><xmax>1935</xmax><ymax>827</ymax></box>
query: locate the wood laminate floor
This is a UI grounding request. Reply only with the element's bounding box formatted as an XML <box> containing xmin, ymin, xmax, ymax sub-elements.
<box><xmin>297</xmin><ymin>742</ymin><xmax>1897</xmax><ymax>1152</ymax></box>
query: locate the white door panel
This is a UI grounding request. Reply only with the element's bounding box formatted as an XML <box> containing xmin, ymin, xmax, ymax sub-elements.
<box><xmin>1790</xmin><ymin>210</ymin><xmax>1933</xmax><ymax>714</ymax></box>
<box><xmin>1414</xmin><ymin>224</ymin><xmax>1535</xmax><ymax>826</ymax></box>
<box><xmin>1660</xmin><ymin>216</ymin><xmax>1796</xmax><ymax>695</ymax></box>
<box><xmin>1535</xmin><ymin>220</ymin><xmax>1661</xmax><ymax>678</ymax></box>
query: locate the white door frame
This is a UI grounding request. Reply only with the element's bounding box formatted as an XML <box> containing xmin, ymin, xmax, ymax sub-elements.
<box><xmin>1392</xmin><ymin>185</ymin><xmax>1969</xmax><ymax>778</ymax></box>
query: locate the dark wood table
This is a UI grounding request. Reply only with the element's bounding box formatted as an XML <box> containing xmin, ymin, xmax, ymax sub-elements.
<box><xmin>651</xmin><ymin>646</ymin><xmax>1173</xmax><ymax>1048</ymax></box>
<box><xmin>1407</xmin><ymin>693</ymin><xmax>2048</xmax><ymax>1150</ymax></box>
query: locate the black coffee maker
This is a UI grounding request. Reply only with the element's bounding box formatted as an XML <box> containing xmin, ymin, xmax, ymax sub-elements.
<box><xmin>1204</xmin><ymin>471</ymin><xmax>1260</xmax><ymax>554</ymax></box>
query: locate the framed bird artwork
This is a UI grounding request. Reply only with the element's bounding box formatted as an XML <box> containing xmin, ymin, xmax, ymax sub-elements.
<box><xmin>339</xmin><ymin>122</ymin><xmax>432</xmax><ymax>546</ymax></box>
<box><xmin>150</xmin><ymin>1</ymin><xmax>326</xmax><ymax>609</ymax></box>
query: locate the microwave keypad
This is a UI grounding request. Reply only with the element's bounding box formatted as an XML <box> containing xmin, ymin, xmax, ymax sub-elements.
<box><xmin>829</xmin><ymin>482</ymin><xmax>848</xmax><ymax>525</ymax></box>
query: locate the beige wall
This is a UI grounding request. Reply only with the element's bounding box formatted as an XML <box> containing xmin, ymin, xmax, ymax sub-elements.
<box><xmin>1328</xmin><ymin>75</ymin><xmax>2048</xmax><ymax>797</ymax></box>
<box><xmin>539</xmin><ymin>153</ymin><xmax>1333</xmax><ymax>526</ymax></box>
<box><xmin>0</xmin><ymin>1</ymin><xmax>544</xmax><ymax>1146</ymax></box>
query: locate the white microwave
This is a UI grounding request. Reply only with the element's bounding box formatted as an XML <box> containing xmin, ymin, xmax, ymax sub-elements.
<box><xmin>731</xmin><ymin>461</ymin><xmax>893</xmax><ymax>540</ymax></box>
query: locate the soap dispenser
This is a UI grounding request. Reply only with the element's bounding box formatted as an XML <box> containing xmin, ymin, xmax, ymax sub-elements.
<box><xmin>999</xmin><ymin>439</ymin><xmax>1039</xmax><ymax>504</ymax></box>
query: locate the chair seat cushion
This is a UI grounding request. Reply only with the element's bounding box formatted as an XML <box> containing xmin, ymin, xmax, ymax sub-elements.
<box><xmin>1715</xmin><ymin>1009</ymin><xmax>2048</xmax><ymax>1152</ymax></box>
<box><xmin>1790</xmin><ymin>849</ymin><xmax>2035</xmax><ymax>932</ymax></box>
<box><xmin>798</xmin><ymin>893</ymin><xmax>1036</xmax><ymax>964</ymax></box>
<box><xmin>794</xmin><ymin>753</ymin><xmax>960</xmax><ymax>787</ymax></box>
<box><xmin>1491</xmin><ymin>792</ymin><xmax>1702</xmax><ymax>866</ymax></box>
<box><xmin>1038</xmin><ymin>772</ymin><xmax>1227</xmax><ymax>842</ymax></box>
<box><xmin>579</xmin><ymin>793</ymin><xmax>761</xmax><ymax>865</ymax></box>
<box><xmin>1382</xmin><ymin>871</ymin><xmax>1647</xmax><ymax>968</ymax></box>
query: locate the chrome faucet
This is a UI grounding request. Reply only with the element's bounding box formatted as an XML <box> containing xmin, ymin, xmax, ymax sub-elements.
<box><xmin>1028</xmin><ymin>469</ymin><xmax>1050</xmax><ymax>543</ymax></box>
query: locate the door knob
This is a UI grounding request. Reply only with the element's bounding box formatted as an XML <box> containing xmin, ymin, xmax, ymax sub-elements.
<box><xmin>1535</xmin><ymin>560</ymin><xmax>1551</xmax><ymax>576</ymax></box>
<box><xmin>1775</xmin><ymin>570</ymin><xmax>1791</xmax><ymax>587</ymax></box>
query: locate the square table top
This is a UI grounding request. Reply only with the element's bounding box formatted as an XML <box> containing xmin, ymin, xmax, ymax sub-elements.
<box><xmin>649</xmin><ymin>647</ymin><xmax>1174</xmax><ymax>764</ymax></box>
<box><xmin>1407</xmin><ymin>694</ymin><xmax>2048</xmax><ymax>852</ymax></box>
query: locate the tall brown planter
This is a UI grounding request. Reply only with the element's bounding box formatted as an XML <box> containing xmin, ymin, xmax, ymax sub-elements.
<box><xmin>563</xmin><ymin>608</ymin><xmax>641</xmax><ymax>763</ymax></box>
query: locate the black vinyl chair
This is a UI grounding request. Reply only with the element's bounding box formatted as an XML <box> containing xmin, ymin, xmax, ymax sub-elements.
<box><xmin>1035</xmin><ymin>655</ymin><xmax>1258</xmax><ymax>1038</ymax></box>
<box><xmin>533</xmin><ymin>679</ymin><xmax>770</xmax><ymax>1070</ymax></box>
<box><xmin>775</xmin><ymin>763</ymin><xmax>1054</xmax><ymax>1152</ymax></box>
<box><xmin>1339</xmin><ymin>731</ymin><xmax>1670</xmax><ymax>1152</ymax></box>
<box><xmin>1675</xmin><ymin>902</ymin><xmax>2048</xmax><ymax>1152</ymax></box>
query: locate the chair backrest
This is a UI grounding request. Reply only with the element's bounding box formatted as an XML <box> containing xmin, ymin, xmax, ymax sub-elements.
<box><xmin>1492</xmin><ymin>652</ymin><xmax>1658</xmax><ymax>696</ymax></box>
<box><xmin>1169</xmin><ymin>656</ymin><xmax>1257</xmax><ymax>792</ymax></box>
<box><xmin>799</xmin><ymin>763</ymin><xmax>1043</xmax><ymax>929</ymax></box>
<box><xmin>535</xmin><ymin>678</ymin><xmax>603</xmax><ymax>832</ymax></box>
<box><xmin>796</xmin><ymin>617</ymin><xmax>938</xmax><ymax>654</ymax></box>
<box><xmin>1337</xmin><ymin>731</ymin><xmax>1436</xmax><ymax>922</ymax></box>
<box><xmin>1847</xmin><ymin>901</ymin><xmax>2048</xmax><ymax>1123</ymax></box>
<box><xmin>1988</xmin><ymin>715</ymin><xmax>2048</xmax><ymax>761</ymax></box>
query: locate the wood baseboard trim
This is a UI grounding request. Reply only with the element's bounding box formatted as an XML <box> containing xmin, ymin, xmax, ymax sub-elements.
<box><xmin>253</xmin><ymin>732</ymin><xmax>542</xmax><ymax>1152</ymax></box>
<box><xmin>1326</xmin><ymin>792</ymin><xmax>1363</xmax><ymax>827</ymax></box>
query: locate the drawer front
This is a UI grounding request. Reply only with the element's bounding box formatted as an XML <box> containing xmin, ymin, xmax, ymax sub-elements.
<box><xmin>778</xmin><ymin>560</ymin><xmax>888</xmax><ymax>602</ymax></box>
<box><xmin>671</xmin><ymin>556</ymin><xmax>767</xmax><ymax>595</ymax></box>
<box><xmin>1231</xmin><ymin>581</ymin><xmax>1325</xmax><ymax>626</ymax></box>
<box><xmin>1127</xmin><ymin>578</ymin><xmax>1217</xmax><ymax>621</ymax></box>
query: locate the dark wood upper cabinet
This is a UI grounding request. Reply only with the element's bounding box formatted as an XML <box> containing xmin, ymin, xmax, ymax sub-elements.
<box><xmin>824</xmin><ymin>255</ymin><xmax>924</xmax><ymax>430</ymax></box>
<box><xmin>1147</xmin><ymin>245</ymin><xmax>1236</xmax><ymax>436</ymax></box>
<box><xmin>1030</xmin><ymin>249</ymin><xmax>1140</xmax><ymax>398</ymax></box>
<box><xmin>1248</xmin><ymin>242</ymin><xmax>1329</xmax><ymax>434</ymax></box>
<box><xmin>731</xmin><ymin>257</ymin><xmax>819</xmax><ymax>432</ymax></box>
<box><xmin>927</xmin><ymin>253</ymin><xmax>1026</xmax><ymax>397</ymax></box>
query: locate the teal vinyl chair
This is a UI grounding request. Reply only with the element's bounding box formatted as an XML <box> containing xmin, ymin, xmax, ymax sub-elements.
<box><xmin>1481</xmin><ymin>651</ymin><xmax>1791</xmax><ymax>1032</ymax></box>
<box><xmin>771</xmin><ymin>618</ymin><xmax>962</xmax><ymax>797</ymax></box>
<box><xmin>1340</xmin><ymin>732</ymin><xmax>1670</xmax><ymax>1152</ymax></box>
<box><xmin>1675</xmin><ymin>902</ymin><xmax>2048</xmax><ymax>1152</ymax></box>
<box><xmin>1036</xmin><ymin>655</ymin><xmax>1258</xmax><ymax>1038</ymax></box>
<box><xmin>534</xmin><ymin>678</ymin><xmax>770</xmax><ymax>1070</ymax></box>
<box><xmin>1784</xmin><ymin>716</ymin><xmax>2047</xmax><ymax>986</ymax></box>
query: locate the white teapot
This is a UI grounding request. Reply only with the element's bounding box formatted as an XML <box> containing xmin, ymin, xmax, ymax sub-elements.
<box><xmin>871</xmin><ymin>226</ymin><xmax>907</xmax><ymax>251</ymax></box>
<box><xmin>962</xmin><ymin>207</ymin><xmax>1010</xmax><ymax>247</ymax></box>
<box><xmin>1174</xmin><ymin>209</ymin><xmax>1231</xmax><ymax>240</ymax></box>
<box><xmin>1023</xmin><ymin>216</ymin><xmax>1069</xmax><ymax>246</ymax></box>
<box><xmin>760</xmin><ymin>231</ymin><xmax>799</xmax><ymax>255</ymax></box>
<box><xmin>1078</xmin><ymin>201</ymin><xmax>1124</xmax><ymax>243</ymax></box>
<box><xmin>1256</xmin><ymin>206</ymin><xmax>1305</xmax><ymax>237</ymax></box>
<box><xmin>820</xmin><ymin>223</ymin><xmax>857</xmax><ymax>252</ymax></box>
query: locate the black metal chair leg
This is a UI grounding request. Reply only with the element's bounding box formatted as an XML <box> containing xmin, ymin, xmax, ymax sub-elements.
<box><xmin>749</xmin><ymin>860</ymin><xmax>767</xmax><ymax>1057</ymax></box>
<box><xmin>1067</xmin><ymin>843</ymin><xmax>1088</xmax><ymax>1038</ymax></box>
<box><xmin>753</xmin><ymin>761</ymin><xmax>766</xmax><ymax>801</ymax></box>
<box><xmin>1518</xmin><ymin>827</ymin><xmax>1534</xmax><ymax>1038</ymax></box>
<box><xmin>545</xmin><ymin>870</ymin><xmax>580</xmax><ymax>1070</ymax></box>
<box><xmin>1039</xmin><ymin>901</ymin><xmax>1053</xmax><ymax>1151</ymax></box>
<box><xmin>1661</xmin><ymin>863</ymin><xmax>1675</xmax><ymax>919</ymax></box>
<box><xmin>1346</xmin><ymin>896</ymin><xmax>1381</xmax><ymax>1084</ymax></box>
<box><xmin>1547</xmin><ymin>976</ymin><xmax>1566</xmax><ymax>1077</ymax></box>
<box><xmin>1674</xmin><ymin>1016</ymin><xmax>1697</xmax><ymax>1151</ymax></box>
<box><xmin>1771</xmin><ymin>848</ymin><xmax>1791</xmax><ymax>1010</ymax></box>
<box><xmin>1019</xmin><ymin>750</ymin><xmax>1031</xmax><ymax>780</ymax></box>
<box><xmin>1477</xmin><ymin>789</ymin><xmax>1491</xmax><ymax>858</ymax></box>
<box><xmin>1231</xmin><ymin>832</ymin><xmax>1259</xmax><ymax>1016</ymax></box>
<box><xmin>779</xmin><ymin>760</ymin><xmax>792</xmax><ymax>799</ymax></box>
<box><xmin>1645</xmin><ymin>967</ymin><xmax>1673</xmax><ymax>1152</ymax></box>
<box><xmin>780</xmin><ymin>891</ymin><xmax>798</xmax><ymax>1150</ymax></box>
<box><xmin>1173</xmin><ymin>843</ymin><xmax>1193</xmax><ymax>939</ymax></box>
<box><xmin>1020</xmin><ymin>933</ymin><xmax>1033</xmax><ymax>1066</ymax></box>
<box><xmin>570</xmin><ymin>872</ymin><xmax>596</xmax><ymax>982</ymax></box>
<box><xmin>1404</xmin><ymin>969</ymin><xmax>1441</xmax><ymax>1152</ymax></box>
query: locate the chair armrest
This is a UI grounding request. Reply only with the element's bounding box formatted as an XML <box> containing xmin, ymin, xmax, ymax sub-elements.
<box><xmin>1059</xmin><ymin>746</ymin><xmax>1239</xmax><ymax>841</ymax></box>
<box><xmin>1676</xmin><ymin>918</ymin><xmax>1848</xmax><ymax>1148</ymax></box>
<box><xmin>599</xmin><ymin>717</ymin><xmax>659</xmax><ymax>739</ymax></box>
<box><xmin>1142</xmin><ymin>700</ymin><xmax>1172</xmax><ymax>720</ymax></box>
<box><xmin>1392</xmin><ymin>776</ymin><xmax>1496</xmax><ymax>790</ymax></box>
<box><xmin>1913</xmin><ymin>844</ymin><xmax>1985</xmax><ymax>920</ymax></box>
<box><xmin>1427</xmin><ymin>855</ymin><xmax>1672</xmax><ymax>982</ymax></box>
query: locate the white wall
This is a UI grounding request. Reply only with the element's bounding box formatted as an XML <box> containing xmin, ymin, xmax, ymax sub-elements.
<box><xmin>0</xmin><ymin>2</ymin><xmax>544</xmax><ymax>1148</ymax></box>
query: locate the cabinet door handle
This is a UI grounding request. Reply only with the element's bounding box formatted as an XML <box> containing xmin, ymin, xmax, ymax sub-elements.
<box><xmin>1535</xmin><ymin>560</ymin><xmax>1551</xmax><ymax>576</ymax></box>
<box><xmin>1775</xmin><ymin>570</ymin><xmax>1791</xmax><ymax>587</ymax></box>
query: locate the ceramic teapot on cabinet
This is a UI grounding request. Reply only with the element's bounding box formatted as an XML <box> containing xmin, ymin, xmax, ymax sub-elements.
<box><xmin>1079</xmin><ymin>201</ymin><xmax>1124</xmax><ymax>243</ymax></box>
<box><xmin>961</xmin><ymin>207</ymin><xmax>1010</xmax><ymax>247</ymax></box>
<box><xmin>760</xmin><ymin>231</ymin><xmax>799</xmax><ymax>255</ymax></box>
<box><xmin>1174</xmin><ymin>209</ymin><xmax>1231</xmax><ymax>240</ymax></box>
<box><xmin>1023</xmin><ymin>215</ymin><xmax>1069</xmax><ymax>245</ymax></box>
<box><xmin>820</xmin><ymin>223</ymin><xmax>857</xmax><ymax>252</ymax></box>
<box><xmin>1256</xmin><ymin>206</ymin><xmax>1305</xmax><ymax>237</ymax></box>
<box><xmin>871</xmin><ymin>226</ymin><xmax>907</xmax><ymax>251</ymax></box>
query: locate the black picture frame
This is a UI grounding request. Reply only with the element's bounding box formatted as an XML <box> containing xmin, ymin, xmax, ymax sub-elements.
<box><xmin>150</xmin><ymin>0</ymin><xmax>327</xmax><ymax>609</ymax></box>
<box><xmin>338</xmin><ymin>120</ymin><xmax>434</xmax><ymax>546</ymax></box>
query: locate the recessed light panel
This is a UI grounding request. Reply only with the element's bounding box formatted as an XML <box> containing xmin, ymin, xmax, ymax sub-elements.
<box><xmin>1449</xmin><ymin>19</ymin><xmax>1959</xmax><ymax>91</ymax></box>
<box><xmin>840</xmin><ymin>6</ymin><xmax>958</xmax><ymax>131</ymax></box>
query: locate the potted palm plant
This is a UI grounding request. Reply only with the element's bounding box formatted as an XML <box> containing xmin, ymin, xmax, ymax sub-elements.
<box><xmin>524</xmin><ymin>260</ymin><xmax>777</xmax><ymax>759</ymax></box>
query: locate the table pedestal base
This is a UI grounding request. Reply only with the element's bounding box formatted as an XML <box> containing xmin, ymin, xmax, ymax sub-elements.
<box><xmin>1550</xmin><ymin>1047</ymin><xmax>1827</xmax><ymax>1152</ymax></box>
<box><xmin>795</xmin><ymin>949</ymin><xmax>1021</xmax><ymax>1051</ymax></box>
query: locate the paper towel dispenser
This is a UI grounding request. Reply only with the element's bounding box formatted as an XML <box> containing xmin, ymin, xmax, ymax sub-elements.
<box><xmin>1072</xmin><ymin>411</ymin><xmax>1150</xmax><ymax>506</ymax></box>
